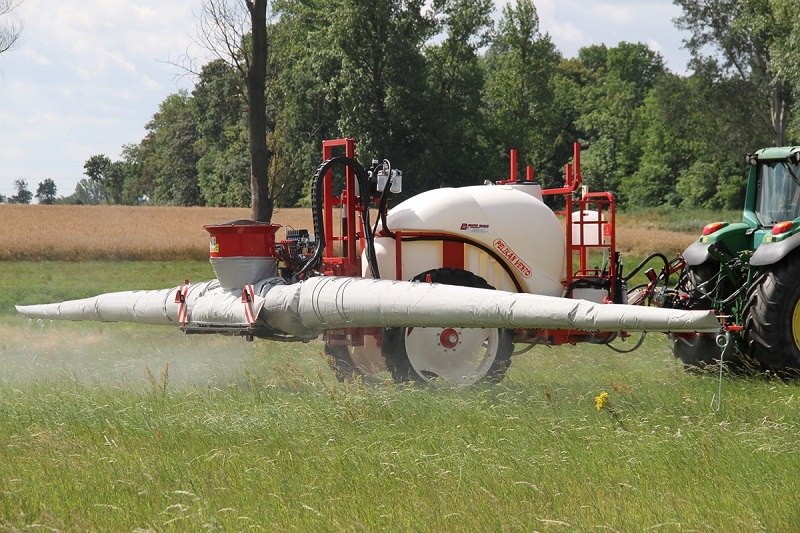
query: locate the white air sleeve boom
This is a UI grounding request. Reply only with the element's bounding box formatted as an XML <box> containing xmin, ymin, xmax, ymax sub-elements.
<box><xmin>17</xmin><ymin>276</ymin><xmax>720</xmax><ymax>337</ymax></box>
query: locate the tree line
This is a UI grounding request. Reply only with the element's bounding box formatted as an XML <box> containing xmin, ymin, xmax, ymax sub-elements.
<box><xmin>19</xmin><ymin>0</ymin><xmax>800</xmax><ymax>213</ymax></box>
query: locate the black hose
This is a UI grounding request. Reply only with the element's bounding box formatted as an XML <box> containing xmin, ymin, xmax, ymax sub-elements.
<box><xmin>373</xmin><ymin>161</ymin><xmax>396</xmax><ymax>239</ymax></box>
<box><xmin>624</xmin><ymin>252</ymin><xmax>670</xmax><ymax>283</ymax></box>
<box><xmin>294</xmin><ymin>156</ymin><xmax>380</xmax><ymax>282</ymax></box>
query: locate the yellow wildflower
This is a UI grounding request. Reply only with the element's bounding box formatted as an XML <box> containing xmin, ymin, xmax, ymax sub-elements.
<box><xmin>595</xmin><ymin>391</ymin><xmax>609</xmax><ymax>411</ymax></box>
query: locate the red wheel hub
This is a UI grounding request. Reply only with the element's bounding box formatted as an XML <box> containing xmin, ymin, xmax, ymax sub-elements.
<box><xmin>439</xmin><ymin>328</ymin><xmax>460</xmax><ymax>350</ymax></box>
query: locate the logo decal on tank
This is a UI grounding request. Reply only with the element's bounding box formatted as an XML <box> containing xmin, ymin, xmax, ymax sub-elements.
<box><xmin>459</xmin><ymin>222</ymin><xmax>489</xmax><ymax>233</ymax></box>
<box><xmin>493</xmin><ymin>239</ymin><xmax>532</xmax><ymax>278</ymax></box>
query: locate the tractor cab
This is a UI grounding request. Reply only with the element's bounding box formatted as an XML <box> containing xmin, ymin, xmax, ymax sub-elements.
<box><xmin>744</xmin><ymin>147</ymin><xmax>800</xmax><ymax>248</ymax></box>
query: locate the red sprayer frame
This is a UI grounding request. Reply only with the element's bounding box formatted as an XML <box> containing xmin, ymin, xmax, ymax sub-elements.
<box><xmin>319</xmin><ymin>138</ymin><xmax>363</xmax><ymax>277</ymax></box>
<box><xmin>317</xmin><ymin>139</ymin><xmax>620</xmax><ymax>348</ymax></box>
<box><xmin>502</xmin><ymin>143</ymin><xmax>618</xmax><ymax>298</ymax></box>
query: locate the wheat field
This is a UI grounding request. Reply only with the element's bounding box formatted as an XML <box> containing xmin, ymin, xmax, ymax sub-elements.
<box><xmin>0</xmin><ymin>204</ymin><xmax>314</xmax><ymax>261</ymax></box>
<box><xmin>0</xmin><ymin>204</ymin><xmax>697</xmax><ymax>261</ymax></box>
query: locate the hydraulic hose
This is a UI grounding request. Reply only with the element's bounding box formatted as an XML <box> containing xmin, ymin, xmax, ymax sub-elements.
<box><xmin>295</xmin><ymin>156</ymin><xmax>380</xmax><ymax>281</ymax></box>
<box><xmin>624</xmin><ymin>252</ymin><xmax>670</xmax><ymax>283</ymax></box>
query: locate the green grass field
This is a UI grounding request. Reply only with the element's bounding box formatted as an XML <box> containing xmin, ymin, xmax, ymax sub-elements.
<box><xmin>2</xmin><ymin>261</ymin><xmax>799</xmax><ymax>531</ymax></box>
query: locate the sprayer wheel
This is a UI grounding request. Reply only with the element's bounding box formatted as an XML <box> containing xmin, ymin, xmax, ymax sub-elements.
<box><xmin>324</xmin><ymin>337</ymin><xmax>387</xmax><ymax>382</ymax></box>
<box><xmin>324</xmin><ymin>345</ymin><xmax>364</xmax><ymax>382</ymax></box>
<box><xmin>381</xmin><ymin>268</ymin><xmax>514</xmax><ymax>386</ymax></box>
<box><xmin>743</xmin><ymin>253</ymin><xmax>800</xmax><ymax>378</ymax></box>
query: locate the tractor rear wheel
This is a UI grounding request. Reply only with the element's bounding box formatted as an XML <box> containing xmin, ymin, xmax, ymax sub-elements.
<box><xmin>672</xmin><ymin>263</ymin><xmax>724</xmax><ymax>369</ymax></box>
<box><xmin>381</xmin><ymin>268</ymin><xmax>514</xmax><ymax>386</ymax></box>
<box><xmin>743</xmin><ymin>253</ymin><xmax>800</xmax><ymax>378</ymax></box>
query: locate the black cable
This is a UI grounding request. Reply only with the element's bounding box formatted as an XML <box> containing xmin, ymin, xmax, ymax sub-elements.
<box><xmin>624</xmin><ymin>252</ymin><xmax>670</xmax><ymax>283</ymax></box>
<box><xmin>604</xmin><ymin>332</ymin><xmax>647</xmax><ymax>353</ymax></box>
<box><xmin>373</xmin><ymin>161</ymin><xmax>396</xmax><ymax>239</ymax></box>
<box><xmin>295</xmin><ymin>156</ymin><xmax>380</xmax><ymax>281</ymax></box>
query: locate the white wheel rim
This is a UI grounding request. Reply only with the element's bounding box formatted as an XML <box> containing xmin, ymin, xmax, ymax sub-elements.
<box><xmin>403</xmin><ymin>326</ymin><xmax>499</xmax><ymax>386</ymax></box>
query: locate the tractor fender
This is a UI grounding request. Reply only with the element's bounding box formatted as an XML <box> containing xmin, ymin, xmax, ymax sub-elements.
<box><xmin>751</xmin><ymin>232</ymin><xmax>800</xmax><ymax>266</ymax></box>
<box><xmin>682</xmin><ymin>240</ymin><xmax>712</xmax><ymax>266</ymax></box>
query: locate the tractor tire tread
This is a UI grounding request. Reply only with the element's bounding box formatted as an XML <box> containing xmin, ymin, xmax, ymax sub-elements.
<box><xmin>743</xmin><ymin>253</ymin><xmax>800</xmax><ymax>377</ymax></box>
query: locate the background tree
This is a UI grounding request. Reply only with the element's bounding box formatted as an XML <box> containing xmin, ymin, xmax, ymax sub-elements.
<box><xmin>60</xmin><ymin>178</ymin><xmax>105</xmax><ymax>205</ymax></box>
<box><xmin>84</xmin><ymin>154</ymin><xmax>123</xmax><ymax>204</ymax></box>
<box><xmin>192</xmin><ymin>59</ymin><xmax>251</xmax><ymax>207</ymax></box>
<box><xmin>0</xmin><ymin>0</ymin><xmax>22</xmax><ymax>56</ymax></box>
<box><xmin>118</xmin><ymin>143</ymin><xmax>145</xmax><ymax>205</ymax></box>
<box><xmin>675</xmin><ymin>0</ymin><xmax>794</xmax><ymax>146</ymax></box>
<box><xmin>138</xmin><ymin>91</ymin><xmax>204</xmax><ymax>206</ymax></box>
<box><xmin>333</xmin><ymin>0</ymin><xmax>435</xmax><ymax>194</ymax></box>
<box><xmin>194</xmin><ymin>0</ymin><xmax>272</xmax><ymax>221</ymax></box>
<box><xmin>270</xmin><ymin>0</ymin><xmax>347</xmax><ymax>207</ymax></box>
<box><xmin>768</xmin><ymin>0</ymin><xmax>800</xmax><ymax>141</ymax></box>
<box><xmin>576</xmin><ymin>43</ymin><xmax>665</xmax><ymax>202</ymax></box>
<box><xmin>35</xmin><ymin>178</ymin><xmax>57</xmax><ymax>205</ymax></box>
<box><xmin>90</xmin><ymin>0</ymin><xmax>800</xmax><ymax>213</ymax></box>
<box><xmin>419</xmin><ymin>0</ymin><xmax>495</xmax><ymax>188</ymax></box>
<box><xmin>482</xmin><ymin>0</ymin><xmax>562</xmax><ymax>187</ymax></box>
<box><xmin>9</xmin><ymin>178</ymin><xmax>32</xmax><ymax>204</ymax></box>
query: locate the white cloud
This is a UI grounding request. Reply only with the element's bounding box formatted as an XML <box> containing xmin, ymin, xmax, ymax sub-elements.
<box><xmin>591</xmin><ymin>3</ymin><xmax>634</xmax><ymax>25</ymax></box>
<box><xmin>513</xmin><ymin>0</ymin><xmax>692</xmax><ymax>71</ymax></box>
<box><xmin>0</xmin><ymin>1</ymin><xmax>200</xmax><ymax>196</ymax></box>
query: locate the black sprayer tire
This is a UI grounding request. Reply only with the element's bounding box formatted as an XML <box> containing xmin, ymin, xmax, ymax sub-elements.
<box><xmin>743</xmin><ymin>253</ymin><xmax>800</xmax><ymax>378</ymax></box>
<box><xmin>324</xmin><ymin>345</ymin><xmax>364</xmax><ymax>382</ymax></box>
<box><xmin>382</xmin><ymin>268</ymin><xmax>514</xmax><ymax>385</ymax></box>
<box><xmin>671</xmin><ymin>263</ymin><xmax>725</xmax><ymax>369</ymax></box>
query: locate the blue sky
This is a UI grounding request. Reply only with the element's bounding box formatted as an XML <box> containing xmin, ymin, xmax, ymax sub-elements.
<box><xmin>0</xmin><ymin>0</ymin><xmax>691</xmax><ymax>200</ymax></box>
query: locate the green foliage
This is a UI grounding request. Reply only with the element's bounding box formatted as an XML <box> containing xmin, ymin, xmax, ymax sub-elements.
<box><xmin>576</xmin><ymin>43</ymin><xmax>666</xmax><ymax>201</ymax></box>
<box><xmin>9</xmin><ymin>178</ymin><xmax>32</xmax><ymax>204</ymax></box>
<box><xmin>483</xmin><ymin>0</ymin><xmax>563</xmax><ymax>186</ymax></box>
<box><xmin>86</xmin><ymin>0</ymin><xmax>799</xmax><ymax>214</ymax></box>
<box><xmin>676</xmin><ymin>158</ymin><xmax>749</xmax><ymax>211</ymax></box>
<box><xmin>332</xmin><ymin>0</ymin><xmax>435</xmax><ymax>195</ymax></box>
<box><xmin>418</xmin><ymin>0</ymin><xmax>495</xmax><ymax>188</ymax></box>
<box><xmin>139</xmin><ymin>91</ymin><xmax>204</xmax><ymax>206</ymax></box>
<box><xmin>677</xmin><ymin>161</ymin><xmax>724</xmax><ymax>208</ymax></box>
<box><xmin>58</xmin><ymin>178</ymin><xmax>104</xmax><ymax>205</ymax></box>
<box><xmin>674</xmin><ymin>0</ymin><xmax>793</xmax><ymax>146</ymax></box>
<box><xmin>34</xmin><ymin>179</ymin><xmax>57</xmax><ymax>205</ymax></box>
<box><xmin>83</xmin><ymin>154</ymin><xmax>123</xmax><ymax>204</ymax></box>
<box><xmin>192</xmin><ymin>60</ymin><xmax>252</xmax><ymax>207</ymax></box>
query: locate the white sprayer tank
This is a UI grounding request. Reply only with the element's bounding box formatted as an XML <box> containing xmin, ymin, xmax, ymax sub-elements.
<box><xmin>368</xmin><ymin>184</ymin><xmax>566</xmax><ymax>296</ymax></box>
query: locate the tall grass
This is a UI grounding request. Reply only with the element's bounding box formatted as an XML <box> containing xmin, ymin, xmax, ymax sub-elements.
<box><xmin>2</xmin><ymin>262</ymin><xmax>799</xmax><ymax>530</ymax></box>
<box><xmin>1</xmin><ymin>329</ymin><xmax>799</xmax><ymax>531</ymax></box>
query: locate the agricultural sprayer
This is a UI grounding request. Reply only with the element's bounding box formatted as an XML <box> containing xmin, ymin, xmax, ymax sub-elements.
<box><xmin>18</xmin><ymin>138</ymin><xmax>723</xmax><ymax>385</ymax></box>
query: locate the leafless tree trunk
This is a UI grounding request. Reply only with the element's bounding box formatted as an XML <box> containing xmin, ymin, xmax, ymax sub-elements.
<box><xmin>0</xmin><ymin>0</ymin><xmax>23</xmax><ymax>55</ymax></box>
<box><xmin>245</xmin><ymin>0</ymin><xmax>271</xmax><ymax>222</ymax></box>
<box><xmin>193</xmin><ymin>0</ymin><xmax>273</xmax><ymax>221</ymax></box>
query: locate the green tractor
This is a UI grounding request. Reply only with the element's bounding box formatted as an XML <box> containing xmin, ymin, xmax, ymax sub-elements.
<box><xmin>674</xmin><ymin>146</ymin><xmax>800</xmax><ymax>376</ymax></box>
